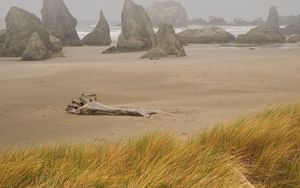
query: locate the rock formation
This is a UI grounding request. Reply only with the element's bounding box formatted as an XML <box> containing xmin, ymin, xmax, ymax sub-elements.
<box><xmin>235</xmin><ymin>6</ymin><xmax>286</xmax><ymax>44</ymax></box>
<box><xmin>0</xmin><ymin>7</ymin><xmax>62</xmax><ymax>59</ymax></box>
<box><xmin>146</xmin><ymin>0</ymin><xmax>188</xmax><ymax>27</ymax></box>
<box><xmin>82</xmin><ymin>10</ymin><xmax>112</xmax><ymax>46</ymax></box>
<box><xmin>141</xmin><ymin>24</ymin><xmax>186</xmax><ymax>59</ymax></box>
<box><xmin>104</xmin><ymin>0</ymin><xmax>156</xmax><ymax>53</ymax></box>
<box><xmin>177</xmin><ymin>27</ymin><xmax>235</xmax><ymax>44</ymax></box>
<box><xmin>41</xmin><ymin>0</ymin><xmax>82</xmax><ymax>46</ymax></box>
<box><xmin>22</xmin><ymin>32</ymin><xmax>49</xmax><ymax>61</ymax></box>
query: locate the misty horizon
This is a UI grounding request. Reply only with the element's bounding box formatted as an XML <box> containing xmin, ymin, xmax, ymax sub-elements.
<box><xmin>0</xmin><ymin>0</ymin><xmax>299</xmax><ymax>24</ymax></box>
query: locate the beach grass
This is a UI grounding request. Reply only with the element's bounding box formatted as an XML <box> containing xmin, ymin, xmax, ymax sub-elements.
<box><xmin>1</xmin><ymin>104</ymin><xmax>300</xmax><ymax>187</ymax></box>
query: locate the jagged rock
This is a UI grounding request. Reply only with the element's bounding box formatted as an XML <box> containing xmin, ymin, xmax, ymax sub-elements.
<box><xmin>41</xmin><ymin>0</ymin><xmax>82</xmax><ymax>46</ymax></box>
<box><xmin>177</xmin><ymin>27</ymin><xmax>235</xmax><ymax>44</ymax></box>
<box><xmin>235</xmin><ymin>6</ymin><xmax>286</xmax><ymax>44</ymax></box>
<box><xmin>82</xmin><ymin>10</ymin><xmax>112</xmax><ymax>46</ymax></box>
<box><xmin>22</xmin><ymin>32</ymin><xmax>49</xmax><ymax>61</ymax></box>
<box><xmin>146</xmin><ymin>0</ymin><xmax>188</xmax><ymax>27</ymax></box>
<box><xmin>141</xmin><ymin>24</ymin><xmax>186</xmax><ymax>59</ymax></box>
<box><xmin>1</xmin><ymin>7</ymin><xmax>61</xmax><ymax>57</ymax></box>
<box><xmin>104</xmin><ymin>0</ymin><xmax>156</xmax><ymax>53</ymax></box>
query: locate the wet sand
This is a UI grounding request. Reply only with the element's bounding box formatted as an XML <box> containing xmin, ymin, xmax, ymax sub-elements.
<box><xmin>0</xmin><ymin>44</ymin><xmax>300</xmax><ymax>146</ymax></box>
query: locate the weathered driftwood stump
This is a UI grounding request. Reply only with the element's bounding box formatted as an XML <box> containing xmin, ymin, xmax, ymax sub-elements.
<box><xmin>66</xmin><ymin>93</ymin><xmax>162</xmax><ymax>118</ymax></box>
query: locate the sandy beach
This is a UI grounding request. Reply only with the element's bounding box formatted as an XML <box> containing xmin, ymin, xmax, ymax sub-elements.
<box><xmin>0</xmin><ymin>44</ymin><xmax>300</xmax><ymax>146</ymax></box>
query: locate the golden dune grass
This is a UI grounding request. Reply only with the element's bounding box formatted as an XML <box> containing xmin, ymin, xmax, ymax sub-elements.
<box><xmin>1</xmin><ymin>105</ymin><xmax>300</xmax><ymax>187</ymax></box>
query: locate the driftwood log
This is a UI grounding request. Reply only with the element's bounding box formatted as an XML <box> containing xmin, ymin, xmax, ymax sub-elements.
<box><xmin>66</xmin><ymin>93</ymin><xmax>163</xmax><ymax>118</ymax></box>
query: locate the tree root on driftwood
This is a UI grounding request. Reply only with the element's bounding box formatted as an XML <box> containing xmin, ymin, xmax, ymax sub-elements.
<box><xmin>66</xmin><ymin>93</ymin><xmax>164</xmax><ymax>118</ymax></box>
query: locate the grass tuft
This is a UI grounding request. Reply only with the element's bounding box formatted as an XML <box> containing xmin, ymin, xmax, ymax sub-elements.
<box><xmin>1</xmin><ymin>105</ymin><xmax>300</xmax><ymax>187</ymax></box>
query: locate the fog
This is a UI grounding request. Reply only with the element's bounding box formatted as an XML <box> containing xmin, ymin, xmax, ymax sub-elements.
<box><xmin>0</xmin><ymin>0</ymin><xmax>299</xmax><ymax>22</ymax></box>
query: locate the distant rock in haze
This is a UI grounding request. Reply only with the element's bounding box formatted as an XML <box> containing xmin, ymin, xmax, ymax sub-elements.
<box><xmin>235</xmin><ymin>6</ymin><xmax>286</xmax><ymax>44</ymax></box>
<box><xmin>282</xmin><ymin>16</ymin><xmax>300</xmax><ymax>35</ymax></box>
<box><xmin>0</xmin><ymin>7</ymin><xmax>62</xmax><ymax>59</ymax></box>
<box><xmin>177</xmin><ymin>27</ymin><xmax>235</xmax><ymax>44</ymax></box>
<box><xmin>233</xmin><ymin>18</ymin><xmax>264</xmax><ymax>26</ymax></box>
<box><xmin>233</xmin><ymin>18</ymin><xmax>252</xmax><ymax>26</ymax></box>
<box><xmin>252</xmin><ymin>17</ymin><xmax>264</xmax><ymax>25</ymax></box>
<box><xmin>0</xmin><ymin>30</ymin><xmax>6</xmax><ymax>50</ymax></box>
<box><xmin>41</xmin><ymin>0</ymin><xmax>82</xmax><ymax>46</ymax></box>
<box><xmin>208</xmin><ymin>16</ymin><xmax>228</xmax><ymax>25</ymax></box>
<box><xmin>103</xmin><ymin>0</ymin><xmax>156</xmax><ymax>53</ymax></box>
<box><xmin>280</xmin><ymin>15</ymin><xmax>299</xmax><ymax>25</ymax></box>
<box><xmin>283</xmin><ymin>24</ymin><xmax>300</xmax><ymax>35</ymax></box>
<box><xmin>146</xmin><ymin>0</ymin><xmax>188</xmax><ymax>27</ymax></box>
<box><xmin>82</xmin><ymin>10</ymin><xmax>112</xmax><ymax>46</ymax></box>
<box><xmin>267</xmin><ymin>6</ymin><xmax>280</xmax><ymax>27</ymax></box>
<box><xmin>0</xmin><ymin>30</ymin><xmax>6</xmax><ymax>44</ymax></box>
<box><xmin>141</xmin><ymin>24</ymin><xmax>186</xmax><ymax>59</ymax></box>
<box><xmin>188</xmin><ymin>18</ymin><xmax>208</xmax><ymax>25</ymax></box>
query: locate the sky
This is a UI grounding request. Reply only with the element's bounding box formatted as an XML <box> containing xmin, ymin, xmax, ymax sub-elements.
<box><xmin>0</xmin><ymin>0</ymin><xmax>299</xmax><ymax>23</ymax></box>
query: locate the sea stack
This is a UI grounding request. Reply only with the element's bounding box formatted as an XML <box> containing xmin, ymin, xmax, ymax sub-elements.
<box><xmin>104</xmin><ymin>0</ymin><xmax>156</xmax><ymax>53</ymax></box>
<box><xmin>267</xmin><ymin>6</ymin><xmax>280</xmax><ymax>27</ymax></box>
<box><xmin>0</xmin><ymin>7</ymin><xmax>62</xmax><ymax>59</ymax></box>
<box><xmin>141</xmin><ymin>24</ymin><xmax>186</xmax><ymax>59</ymax></box>
<box><xmin>146</xmin><ymin>0</ymin><xmax>188</xmax><ymax>27</ymax></box>
<box><xmin>41</xmin><ymin>0</ymin><xmax>82</xmax><ymax>46</ymax></box>
<box><xmin>177</xmin><ymin>27</ymin><xmax>235</xmax><ymax>44</ymax></box>
<box><xmin>82</xmin><ymin>10</ymin><xmax>112</xmax><ymax>46</ymax></box>
<box><xmin>235</xmin><ymin>6</ymin><xmax>285</xmax><ymax>44</ymax></box>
